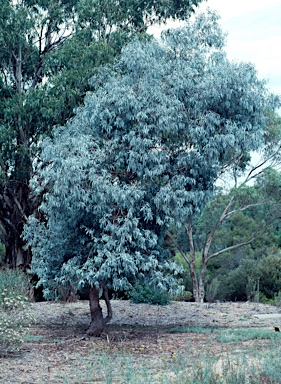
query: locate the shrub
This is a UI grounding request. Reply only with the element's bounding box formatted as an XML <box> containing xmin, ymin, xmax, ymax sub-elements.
<box><xmin>0</xmin><ymin>268</ymin><xmax>31</xmax><ymax>296</ymax></box>
<box><xmin>171</xmin><ymin>290</ymin><xmax>193</xmax><ymax>302</ymax></box>
<box><xmin>259</xmin><ymin>253</ymin><xmax>281</xmax><ymax>299</ymax></box>
<box><xmin>0</xmin><ymin>269</ymin><xmax>34</xmax><ymax>355</ymax></box>
<box><xmin>205</xmin><ymin>277</ymin><xmax>220</xmax><ymax>302</ymax></box>
<box><xmin>0</xmin><ymin>243</ymin><xmax>5</xmax><ymax>266</ymax></box>
<box><xmin>274</xmin><ymin>291</ymin><xmax>281</xmax><ymax>307</ymax></box>
<box><xmin>129</xmin><ymin>285</ymin><xmax>170</xmax><ymax>305</ymax></box>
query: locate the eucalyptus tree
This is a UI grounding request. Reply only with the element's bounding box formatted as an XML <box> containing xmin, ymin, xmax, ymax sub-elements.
<box><xmin>170</xmin><ymin>182</ymin><xmax>278</xmax><ymax>302</ymax></box>
<box><xmin>168</xmin><ymin>113</ymin><xmax>281</xmax><ymax>303</ymax></box>
<box><xmin>169</xmin><ymin>122</ymin><xmax>281</xmax><ymax>303</ymax></box>
<box><xmin>0</xmin><ymin>0</ymin><xmax>203</xmax><ymax>269</ymax></box>
<box><xmin>24</xmin><ymin>11</ymin><xmax>277</xmax><ymax>335</ymax></box>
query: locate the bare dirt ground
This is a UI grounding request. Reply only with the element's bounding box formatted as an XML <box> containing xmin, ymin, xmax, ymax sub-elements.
<box><xmin>1</xmin><ymin>300</ymin><xmax>280</xmax><ymax>384</ymax></box>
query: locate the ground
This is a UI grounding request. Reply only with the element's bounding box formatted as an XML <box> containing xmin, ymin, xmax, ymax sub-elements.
<box><xmin>1</xmin><ymin>300</ymin><xmax>281</xmax><ymax>383</ymax></box>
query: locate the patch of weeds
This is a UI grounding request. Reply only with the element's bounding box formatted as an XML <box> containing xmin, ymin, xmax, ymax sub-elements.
<box><xmin>217</xmin><ymin>328</ymin><xmax>281</xmax><ymax>343</ymax></box>
<box><xmin>260</xmin><ymin>344</ymin><xmax>281</xmax><ymax>383</ymax></box>
<box><xmin>171</xmin><ymin>290</ymin><xmax>193</xmax><ymax>302</ymax></box>
<box><xmin>168</xmin><ymin>326</ymin><xmax>218</xmax><ymax>334</ymax></box>
<box><xmin>24</xmin><ymin>333</ymin><xmax>65</xmax><ymax>344</ymax></box>
<box><xmin>0</xmin><ymin>269</ymin><xmax>35</xmax><ymax>355</ymax></box>
<box><xmin>53</xmin><ymin>341</ymin><xmax>281</xmax><ymax>384</ymax></box>
<box><xmin>274</xmin><ymin>291</ymin><xmax>281</xmax><ymax>308</ymax></box>
<box><xmin>57</xmin><ymin>350</ymin><xmax>162</xmax><ymax>384</ymax></box>
<box><xmin>67</xmin><ymin>308</ymin><xmax>75</xmax><ymax>316</ymax></box>
<box><xmin>182</xmin><ymin>350</ymin><xmax>273</xmax><ymax>384</ymax></box>
<box><xmin>24</xmin><ymin>334</ymin><xmax>44</xmax><ymax>342</ymax></box>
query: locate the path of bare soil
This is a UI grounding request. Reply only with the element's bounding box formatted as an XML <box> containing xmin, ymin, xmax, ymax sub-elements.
<box><xmin>1</xmin><ymin>300</ymin><xmax>281</xmax><ymax>384</ymax></box>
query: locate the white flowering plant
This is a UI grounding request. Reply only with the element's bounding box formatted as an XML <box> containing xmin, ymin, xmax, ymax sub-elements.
<box><xmin>0</xmin><ymin>270</ymin><xmax>34</xmax><ymax>355</ymax></box>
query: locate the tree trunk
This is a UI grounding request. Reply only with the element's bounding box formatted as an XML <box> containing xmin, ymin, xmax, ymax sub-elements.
<box><xmin>190</xmin><ymin>257</ymin><xmax>200</xmax><ymax>302</ymax></box>
<box><xmin>5</xmin><ymin>235</ymin><xmax>32</xmax><ymax>269</ymax></box>
<box><xmin>86</xmin><ymin>286</ymin><xmax>112</xmax><ymax>337</ymax></box>
<box><xmin>198</xmin><ymin>263</ymin><xmax>207</xmax><ymax>303</ymax></box>
<box><xmin>0</xmin><ymin>182</ymin><xmax>33</xmax><ymax>269</ymax></box>
<box><xmin>187</xmin><ymin>225</ymin><xmax>201</xmax><ymax>302</ymax></box>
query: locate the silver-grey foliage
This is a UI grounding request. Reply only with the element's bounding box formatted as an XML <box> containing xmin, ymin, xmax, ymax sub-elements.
<box><xmin>23</xmin><ymin>11</ymin><xmax>278</xmax><ymax>299</ymax></box>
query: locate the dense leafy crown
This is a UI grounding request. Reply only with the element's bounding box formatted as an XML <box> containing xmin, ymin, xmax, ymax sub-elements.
<box><xmin>0</xmin><ymin>0</ymin><xmax>201</xmax><ymax>183</ymax></box>
<box><xmin>0</xmin><ymin>0</ymin><xmax>203</xmax><ymax>267</ymax></box>
<box><xmin>23</xmin><ymin>11</ymin><xmax>278</xmax><ymax>298</ymax></box>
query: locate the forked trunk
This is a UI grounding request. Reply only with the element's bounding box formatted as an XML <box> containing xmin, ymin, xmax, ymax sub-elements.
<box><xmin>190</xmin><ymin>261</ymin><xmax>200</xmax><ymax>302</ymax></box>
<box><xmin>188</xmin><ymin>225</ymin><xmax>201</xmax><ymax>302</ymax></box>
<box><xmin>191</xmin><ymin>267</ymin><xmax>206</xmax><ymax>303</ymax></box>
<box><xmin>86</xmin><ymin>286</ymin><xmax>112</xmax><ymax>337</ymax></box>
<box><xmin>198</xmin><ymin>271</ymin><xmax>206</xmax><ymax>303</ymax></box>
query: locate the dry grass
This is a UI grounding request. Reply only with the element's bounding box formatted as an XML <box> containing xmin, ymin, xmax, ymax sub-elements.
<box><xmin>1</xmin><ymin>301</ymin><xmax>281</xmax><ymax>383</ymax></box>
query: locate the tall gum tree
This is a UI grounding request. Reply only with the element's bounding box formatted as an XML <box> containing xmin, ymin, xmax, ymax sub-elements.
<box><xmin>168</xmin><ymin>113</ymin><xmax>281</xmax><ymax>302</ymax></box>
<box><xmin>0</xmin><ymin>0</ymin><xmax>203</xmax><ymax>269</ymax></box>
<box><xmin>23</xmin><ymin>11</ymin><xmax>278</xmax><ymax>335</ymax></box>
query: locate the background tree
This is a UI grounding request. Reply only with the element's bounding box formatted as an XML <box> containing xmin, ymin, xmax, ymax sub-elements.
<box><xmin>172</xmin><ymin>166</ymin><xmax>281</xmax><ymax>302</ymax></box>
<box><xmin>23</xmin><ymin>11</ymin><xmax>276</xmax><ymax>335</ymax></box>
<box><xmin>0</xmin><ymin>0</ymin><xmax>203</xmax><ymax>269</ymax></box>
<box><xmin>167</xmin><ymin>110</ymin><xmax>281</xmax><ymax>302</ymax></box>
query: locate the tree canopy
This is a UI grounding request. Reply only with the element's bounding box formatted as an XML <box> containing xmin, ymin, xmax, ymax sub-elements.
<box><xmin>23</xmin><ymin>10</ymin><xmax>278</xmax><ymax>334</ymax></box>
<box><xmin>0</xmin><ymin>0</ymin><xmax>203</xmax><ymax>268</ymax></box>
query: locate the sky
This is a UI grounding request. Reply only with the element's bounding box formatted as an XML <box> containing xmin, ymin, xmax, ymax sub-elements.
<box><xmin>149</xmin><ymin>0</ymin><xmax>281</xmax><ymax>98</ymax></box>
<box><xmin>148</xmin><ymin>0</ymin><xmax>281</xmax><ymax>185</ymax></box>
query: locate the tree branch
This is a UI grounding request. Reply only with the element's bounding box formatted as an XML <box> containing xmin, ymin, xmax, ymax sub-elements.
<box><xmin>207</xmin><ymin>237</ymin><xmax>255</xmax><ymax>261</ymax></box>
<box><xmin>203</xmin><ymin>196</ymin><xmax>235</xmax><ymax>259</ymax></box>
<box><xmin>12</xmin><ymin>195</ymin><xmax>29</xmax><ymax>223</ymax></box>
<box><xmin>0</xmin><ymin>221</ymin><xmax>8</xmax><ymax>243</ymax></box>
<box><xmin>3</xmin><ymin>217</ymin><xmax>17</xmax><ymax>233</ymax></box>
<box><xmin>224</xmin><ymin>200</ymin><xmax>268</xmax><ymax>221</ymax></box>
<box><xmin>166</xmin><ymin>230</ymin><xmax>190</xmax><ymax>266</ymax></box>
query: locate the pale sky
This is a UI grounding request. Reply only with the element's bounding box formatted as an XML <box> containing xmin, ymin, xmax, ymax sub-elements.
<box><xmin>149</xmin><ymin>0</ymin><xmax>281</xmax><ymax>98</ymax></box>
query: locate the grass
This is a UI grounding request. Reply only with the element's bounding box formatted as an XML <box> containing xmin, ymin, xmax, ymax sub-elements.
<box><xmin>217</xmin><ymin>328</ymin><xmax>281</xmax><ymax>343</ymax></box>
<box><xmin>169</xmin><ymin>326</ymin><xmax>218</xmax><ymax>334</ymax></box>
<box><xmin>24</xmin><ymin>334</ymin><xmax>63</xmax><ymax>343</ymax></box>
<box><xmin>11</xmin><ymin>323</ymin><xmax>281</xmax><ymax>383</ymax></box>
<box><xmin>169</xmin><ymin>325</ymin><xmax>281</xmax><ymax>341</ymax></box>
<box><xmin>54</xmin><ymin>341</ymin><xmax>281</xmax><ymax>384</ymax></box>
<box><xmin>24</xmin><ymin>334</ymin><xmax>44</xmax><ymax>342</ymax></box>
<box><xmin>46</xmin><ymin>325</ymin><xmax>281</xmax><ymax>384</ymax></box>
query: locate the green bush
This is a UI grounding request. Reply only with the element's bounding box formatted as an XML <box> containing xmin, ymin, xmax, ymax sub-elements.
<box><xmin>213</xmin><ymin>258</ymin><xmax>260</xmax><ymax>301</ymax></box>
<box><xmin>171</xmin><ymin>290</ymin><xmax>192</xmax><ymax>302</ymax></box>
<box><xmin>274</xmin><ymin>291</ymin><xmax>281</xmax><ymax>307</ymax></box>
<box><xmin>205</xmin><ymin>277</ymin><xmax>220</xmax><ymax>302</ymax></box>
<box><xmin>259</xmin><ymin>253</ymin><xmax>281</xmax><ymax>299</ymax></box>
<box><xmin>0</xmin><ymin>269</ymin><xmax>31</xmax><ymax>296</ymax></box>
<box><xmin>258</xmin><ymin>292</ymin><xmax>273</xmax><ymax>304</ymax></box>
<box><xmin>0</xmin><ymin>243</ymin><xmax>5</xmax><ymax>265</ymax></box>
<box><xmin>129</xmin><ymin>285</ymin><xmax>170</xmax><ymax>305</ymax></box>
<box><xmin>0</xmin><ymin>269</ymin><xmax>34</xmax><ymax>355</ymax></box>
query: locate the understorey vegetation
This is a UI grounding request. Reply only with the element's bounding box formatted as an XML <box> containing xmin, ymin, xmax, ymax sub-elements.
<box><xmin>0</xmin><ymin>269</ymin><xmax>34</xmax><ymax>355</ymax></box>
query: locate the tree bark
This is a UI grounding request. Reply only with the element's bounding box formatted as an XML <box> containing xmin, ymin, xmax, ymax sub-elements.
<box><xmin>0</xmin><ymin>183</ymin><xmax>33</xmax><ymax>269</ymax></box>
<box><xmin>86</xmin><ymin>286</ymin><xmax>112</xmax><ymax>337</ymax></box>
<box><xmin>198</xmin><ymin>263</ymin><xmax>207</xmax><ymax>303</ymax></box>
<box><xmin>5</xmin><ymin>234</ymin><xmax>32</xmax><ymax>269</ymax></box>
<box><xmin>187</xmin><ymin>225</ymin><xmax>200</xmax><ymax>302</ymax></box>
